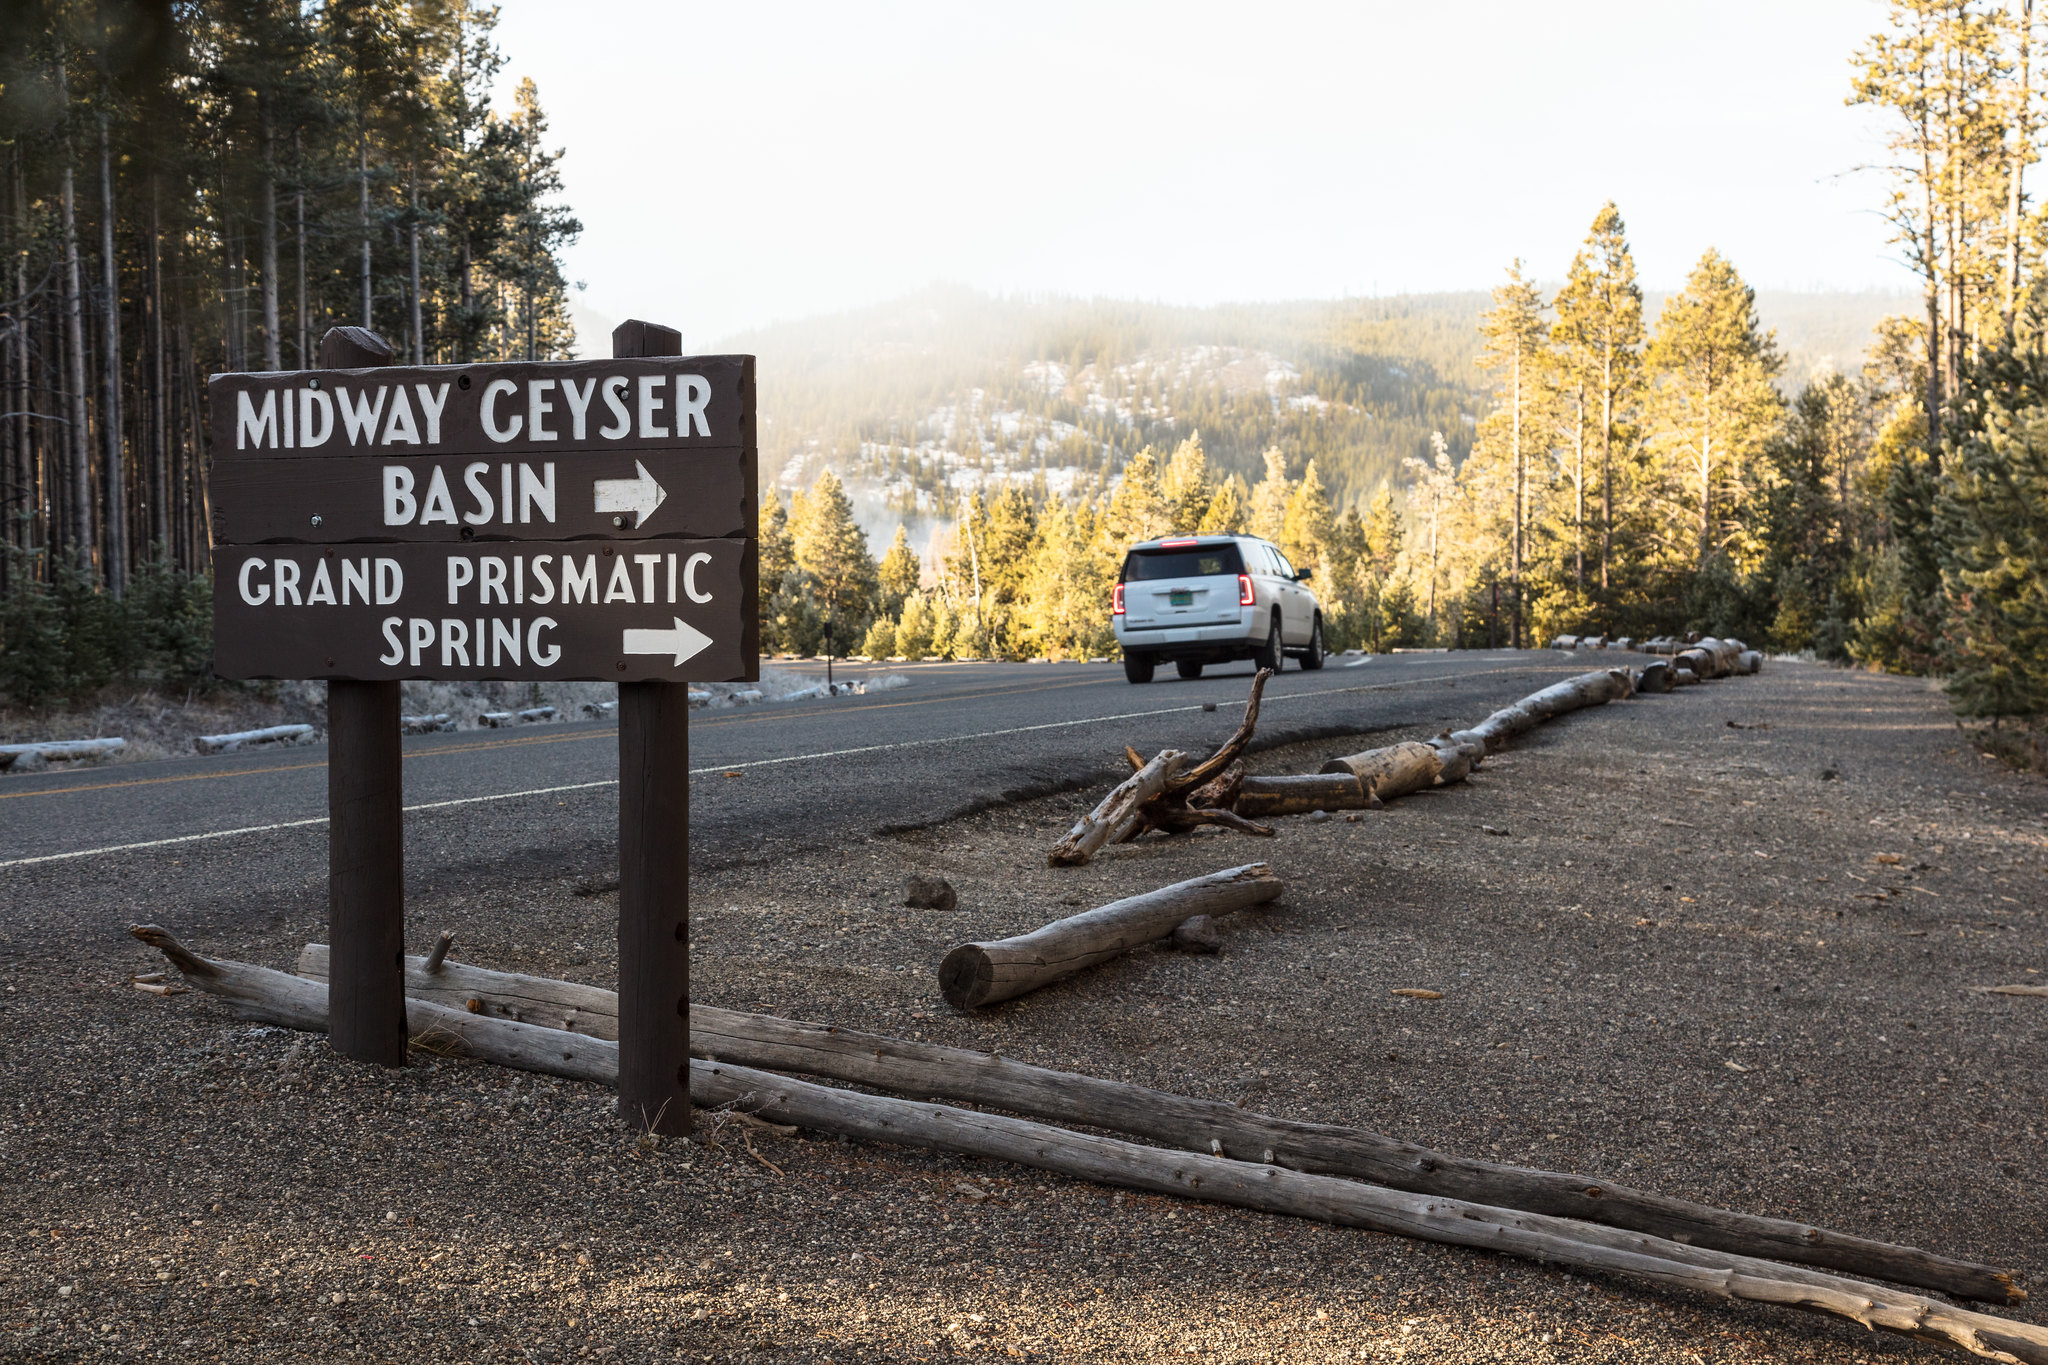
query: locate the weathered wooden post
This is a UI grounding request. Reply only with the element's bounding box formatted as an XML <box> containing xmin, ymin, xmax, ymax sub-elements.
<box><xmin>319</xmin><ymin>325</ymin><xmax>409</xmax><ymax>1067</ymax></box>
<box><xmin>613</xmin><ymin>319</ymin><xmax>692</xmax><ymax>1134</ymax></box>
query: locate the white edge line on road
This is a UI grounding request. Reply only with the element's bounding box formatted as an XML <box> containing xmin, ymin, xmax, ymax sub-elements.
<box><xmin>2</xmin><ymin>664</ymin><xmax>1543</xmax><ymax>869</ymax></box>
<box><xmin>0</xmin><ymin>780</ymin><xmax>621</xmax><ymax>870</ymax></box>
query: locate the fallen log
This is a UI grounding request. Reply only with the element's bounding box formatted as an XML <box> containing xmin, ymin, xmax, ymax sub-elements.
<box><xmin>694</xmin><ymin>1059</ymin><xmax>2046</xmax><ymax>1362</ymax></box>
<box><xmin>1428</xmin><ymin>734</ymin><xmax>1485</xmax><ymax>785</ymax></box>
<box><xmin>175</xmin><ymin>928</ymin><xmax>2027</xmax><ymax>1306</ymax></box>
<box><xmin>1234</xmin><ymin>773</ymin><xmax>1369</xmax><ymax>818</ymax></box>
<box><xmin>1317</xmin><ymin>739</ymin><xmax>1442</xmax><ymax>796</ymax></box>
<box><xmin>1739</xmin><ymin>649</ymin><xmax>1763</xmax><ymax>675</ymax></box>
<box><xmin>297</xmin><ymin>942</ymin><xmax>618</xmax><ymax>1037</ymax></box>
<box><xmin>938</xmin><ymin>864</ymin><xmax>1283</xmax><ymax>1009</ymax></box>
<box><xmin>192</xmin><ymin>724</ymin><xmax>314</xmax><ymax>754</ymax></box>
<box><xmin>1636</xmin><ymin>659</ymin><xmax>1673</xmax><ymax>693</ymax></box>
<box><xmin>1048</xmin><ymin>749</ymin><xmax>1185</xmax><ymax>866</ymax></box>
<box><xmin>685</xmin><ymin>1005</ymin><xmax>2022</xmax><ymax>1304</ymax></box>
<box><xmin>131</xmin><ymin>926</ymin><xmax>615</xmax><ymax>1083</ymax></box>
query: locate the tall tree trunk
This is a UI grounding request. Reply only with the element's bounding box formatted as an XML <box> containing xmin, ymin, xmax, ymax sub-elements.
<box><xmin>2007</xmin><ymin>0</ymin><xmax>2033</xmax><ymax>342</ymax></box>
<box><xmin>1922</xmin><ymin>103</ymin><xmax>1943</xmax><ymax>433</ymax></box>
<box><xmin>1571</xmin><ymin>393</ymin><xmax>1584</xmax><ymax>594</ymax></box>
<box><xmin>1599</xmin><ymin>345</ymin><xmax>1613</xmax><ymax>595</ymax></box>
<box><xmin>459</xmin><ymin>238</ymin><xmax>474</xmax><ymax>362</ymax></box>
<box><xmin>10</xmin><ymin>148</ymin><xmax>27</xmax><ymax>567</ymax></box>
<box><xmin>294</xmin><ymin>130</ymin><xmax>307</xmax><ymax>367</ymax></box>
<box><xmin>98</xmin><ymin>111</ymin><xmax>126</xmax><ymax>595</ymax></box>
<box><xmin>147</xmin><ymin>174</ymin><xmax>169</xmax><ymax>558</ymax></box>
<box><xmin>259</xmin><ymin>103</ymin><xmax>281</xmax><ymax>371</ymax></box>
<box><xmin>1698</xmin><ymin>382</ymin><xmax>1714</xmax><ymax>568</ymax></box>
<box><xmin>359</xmin><ymin>138</ymin><xmax>372</xmax><ymax>329</ymax></box>
<box><xmin>1510</xmin><ymin>344</ymin><xmax>1523</xmax><ymax>648</ymax></box>
<box><xmin>408</xmin><ymin>168</ymin><xmax>424</xmax><ymax>364</ymax></box>
<box><xmin>58</xmin><ymin>67</ymin><xmax>95</xmax><ymax>577</ymax></box>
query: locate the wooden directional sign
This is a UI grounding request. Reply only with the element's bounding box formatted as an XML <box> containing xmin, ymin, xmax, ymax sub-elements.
<box><xmin>207</xmin><ymin>354</ymin><xmax>758</xmax><ymax>682</ymax></box>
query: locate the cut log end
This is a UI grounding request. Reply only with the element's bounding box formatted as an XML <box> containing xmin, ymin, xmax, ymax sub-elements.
<box><xmin>937</xmin><ymin>944</ymin><xmax>994</xmax><ymax>1010</ymax></box>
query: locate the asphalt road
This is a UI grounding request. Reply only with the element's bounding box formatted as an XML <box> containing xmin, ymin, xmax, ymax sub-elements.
<box><xmin>0</xmin><ymin>651</ymin><xmax>1618</xmax><ymax>971</ymax></box>
<box><xmin>0</xmin><ymin>651</ymin><xmax>1603</xmax><ymax>875</ymax></box>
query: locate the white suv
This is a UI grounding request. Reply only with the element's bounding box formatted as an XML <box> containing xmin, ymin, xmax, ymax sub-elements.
<box><xmin>1112</xmin><ymin>534</ymin><xmax>1324</xmax><ymax>683</ymax></box>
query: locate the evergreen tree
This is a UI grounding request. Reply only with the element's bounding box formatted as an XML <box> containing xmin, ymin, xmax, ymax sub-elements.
<box><xmin>789</xmin><ymin>469</ymin><xmax>877</xmax><ymax>638</ymax></box>
<box><xmin>1099</xmin><ymin>447</ymin><xmax>1170</xmax><ymax>547</ymax></box>
<box><xmin>757</xmin><ymin>496</ymin><xmax>794</xmax><ymax>651</ymax></box>
<box><xmin>1198</xmin><ymin>474</ymin><xmax>1248</xmax><ymax>534</ymax></box>
<box><xmin>1646</xmin><ymin>250</ymin><xmax>1785</xmax><ymax>568</ymax></box>
<box><xmin>1552</xmin><ymin>204</ymin><xmax>1645</xmax><ymax>603</ymax></box>
<box><xmin>1476</xmin><ymin>260</ymin><xmax>1548</xmax><ymax>638</ymax></box>
<box><xmin>1248</xmin><ymin>447</ymin><xmax>1291</xmax><ymax>542</ymax></box>
<box><xmin>1280</xmin><ymin>459</ymin><xmax>1334</xmax><ymax>569</ymax></box>
<box><xmin>877</xmin><ymin>524</ymin><xmax>921</xmax><ymax>617</ymax></box>
<box><xmin>1162</xmin><ymin>431</ymin><xmax>1213</xmax><ymax>534</ymax></box>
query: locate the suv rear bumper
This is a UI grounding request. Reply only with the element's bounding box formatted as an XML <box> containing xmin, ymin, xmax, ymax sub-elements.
<box><xmin>1114</xmin><ymin>617</ymin><xmax>1257</xmax><ymax>659</ymax></box>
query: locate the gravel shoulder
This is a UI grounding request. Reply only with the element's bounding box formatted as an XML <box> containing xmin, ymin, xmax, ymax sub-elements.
<box><xmin>3</xmin><ymin>658</ymin><xmax>2044</xmax><ymax>1363</ymax></box>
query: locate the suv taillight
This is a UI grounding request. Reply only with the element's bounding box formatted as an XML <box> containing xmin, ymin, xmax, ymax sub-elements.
<box><xmin>1238</xmin><ymin>573</ymin><xmax>1254</xmax><ymax>606</ymax></box>
<box><xmin>1113</xmin><ymin>583</ymin><xmax>1125</xmax><ymax>615</ymax></box>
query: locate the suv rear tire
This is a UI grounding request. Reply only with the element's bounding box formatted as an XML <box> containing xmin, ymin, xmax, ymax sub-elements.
<box><xmin>1123</xmin><ymin>651</ymin><xmax>1156</xmax><ymax>684</ymax></box>
<box><xmin>1299</xmin><ymin>616</ymin><xmax>1325</xmax><ymax>670</ymax></box>
<box><xmin>1175</xmin><ymin>659</ymin><xmax>1204</xmax><ymax>680</ymax></box>
<box><xmin>1253</xmin><ymin>616</ymin><xmax>1284</xmax><ymax>673</ymax></box>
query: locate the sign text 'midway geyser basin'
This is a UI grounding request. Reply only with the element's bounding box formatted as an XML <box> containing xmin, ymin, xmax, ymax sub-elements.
<box><xmin>206</xmin><ymin>355</ymin><xmax>759</xmax><ymax>683</ymax></box>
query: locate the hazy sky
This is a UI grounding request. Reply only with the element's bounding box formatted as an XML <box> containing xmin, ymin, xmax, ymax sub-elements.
<box><xmin>490</xmin><ymin>1</ymin><xmax>1909</xmax><ymax>348</ymax></box>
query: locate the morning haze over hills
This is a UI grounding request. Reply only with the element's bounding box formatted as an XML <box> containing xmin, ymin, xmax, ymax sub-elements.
<box><xmin>578</xmin><ymin>285</ymin><xmax>1916</xmax><ymax>555</ymax></box>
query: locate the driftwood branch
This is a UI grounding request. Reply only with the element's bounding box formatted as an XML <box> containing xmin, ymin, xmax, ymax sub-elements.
<box><xmin>1048</xmin><ymin>749</ymin><xmax>1185</xmax><ymax>865</ymax></box>
<box><xmin>1164</xmin><ymin>668</ymin><xmax>1271</xmax><ymax>795</ymax></box>
<box><xmin>691</xmin><ymin>1059</ymin><xmax>2046</xmax><ymax>1363</ymax></box>
<box><xmin>938</xmin><ymin>864</ymin><xmax>1284</xmax><ymax>1009</ymax></box>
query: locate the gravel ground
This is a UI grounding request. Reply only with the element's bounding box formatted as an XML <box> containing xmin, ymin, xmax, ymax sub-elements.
<box><xmin>2</xmin><ymin>658</ymin><xmax>2044</xmax><ymax>1363</ymax></box>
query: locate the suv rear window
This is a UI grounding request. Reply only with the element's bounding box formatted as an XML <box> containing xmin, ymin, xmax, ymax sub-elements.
<box><xmin>1121</xmin><ymin>544</ymin><xmax>1244</xmax><ymax>582</ymax></box>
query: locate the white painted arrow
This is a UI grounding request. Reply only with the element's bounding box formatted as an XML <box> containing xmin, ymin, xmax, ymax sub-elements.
<box><xmin>593</xmin><ymin>460</ymin><xmax>667</xmax><ymax>525</ymax></box>
<box><xmin>623</xmin><ymin>618</ymin><xmax>713</xmax><ymax>668</ymax></box>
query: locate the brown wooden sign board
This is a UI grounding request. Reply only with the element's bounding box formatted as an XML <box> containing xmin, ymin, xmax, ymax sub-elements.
<box><xmin>208</xmin><ymin>353</ymin><xmax>758</xmax><ymax>684</ymax></box>
<box><xmin>212</xmin><ymin>537</ymin><xmax>749</xmax><ymax>681</ymax></box>
<box><xmin>206</xmin><ymin>355</ymin><xmax>751</xmax><ymax>456</ymax></box>
<box><xmin>208</xmin><ymin>448</ymin><xmax>751</xmax><ymax>544</ymax></box>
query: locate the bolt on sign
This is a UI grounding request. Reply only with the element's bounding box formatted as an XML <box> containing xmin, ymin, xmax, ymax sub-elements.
<box><xmin>207</xmin><ymin>356</ymin><xmax>759</xmax><ymax>682</ymax></box>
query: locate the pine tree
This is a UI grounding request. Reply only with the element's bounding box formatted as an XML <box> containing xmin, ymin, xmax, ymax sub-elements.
<box><xmin>1162</xmin><ymin>431</ymin><xmax>1213</xmax><ymax>534</ymax></box>
<box><xmin>1646</xmin><ymin>250</ymin><xmax>1785</xmax><ymax>568</ymax></box>
<box><xmin>1099</xmin><ymin>447</ymin><xmax>1170</xmax><ymax>547</ymax></box>
<box><xmin>1938</xmin><ymin>391</ymin><xmax>2048</xmax><ymax>719</ymax></box>
<box><xmin>1198</xmin><ymin>474</ymin><xmax>1248</xmax><ymax>534</ymax></box>
<box><xmin>1280</xmin><ymin>459</ymin><xmax>1334</xmax><ymax>569</ymax></box>
<box><xmin>1475</xmin><ymin>260</ymin><xmax>1547</xmax><ymax>641</ymax></box>
<box><xmin>1552</xmin><ymin>204</ymin><xmax>1645</xmax><ymax>602</ymax></box>
<box><xmin>1249</xmin><ymin>447</ymin><xmax>1291</xmax><ymax>542</ymax></box>
<box><xmin>1361</xmin><ymin>483</ymin><xmax>1403</xmax><ymax>575</ymax></box>
<box><xmin>757</xmin><ymin>496</ymin><xmax>794</xmax><ymax>650</ymax></box>
<box><xmin>877</xmin><ymin>524</ymin><xmax>921</xmax><ymax>617</ymax></box>
<box><xmin>789</xmin><ymin>469</ymin><xmax>877</xmax><ymax>636</ymax></box>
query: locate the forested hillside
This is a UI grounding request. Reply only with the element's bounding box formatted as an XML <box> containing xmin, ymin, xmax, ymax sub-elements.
<box><xmin>738</xmin><ymin>285</ymin><xmax>1907</xmax><ymax>553</ymax></box>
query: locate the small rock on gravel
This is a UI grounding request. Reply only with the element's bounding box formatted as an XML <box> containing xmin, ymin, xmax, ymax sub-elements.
<box><xmin>903</xmin><ymin>873</ymin><xmax>958</xmax><ymax>910</ymax></box>
<box><xmin>1170</xmin><ymin>914</ymin><xmax>1222</xmax><ymax>953</ymax></box>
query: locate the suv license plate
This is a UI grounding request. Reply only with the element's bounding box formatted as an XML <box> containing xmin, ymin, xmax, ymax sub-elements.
<box><xmin>1169</xmin><ymin>590</ymin><xmax>1194</xmax><ymax>606</ymax></box>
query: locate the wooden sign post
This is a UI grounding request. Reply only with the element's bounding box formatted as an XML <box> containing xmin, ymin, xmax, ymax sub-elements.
<box><xmin>209</xmin><ymin>323</ymin><xmax>757</xmax><ymax>1136</ymax></box>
